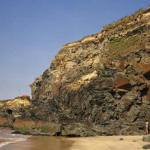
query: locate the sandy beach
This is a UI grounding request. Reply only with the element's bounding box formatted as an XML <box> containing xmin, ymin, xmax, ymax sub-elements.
<box><xmin>0</xmin><ymin>127</ymin><xmax>149</xmax><ymax>150</ymax></box>
<box><xmin>0</xmin><ymin>134</ymin><xmax>149</xmax><ymax>150</ymax></box>
<box><xmin>68</xmin><ymin>136</ymin><xmax>148</xmax><ymax>150</ymax></box>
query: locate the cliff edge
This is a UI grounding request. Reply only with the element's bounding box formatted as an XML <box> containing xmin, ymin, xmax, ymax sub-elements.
<box><xmin>23</xmin><ymin>7</ymin><xmax>150</xmax><ymax>136</ymax></box>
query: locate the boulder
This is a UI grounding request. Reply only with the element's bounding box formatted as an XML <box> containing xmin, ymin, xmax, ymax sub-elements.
<box><xmin>143</xmin><ymin>135</ymin><xmax>150</xmax><ymax>142</ymax></box>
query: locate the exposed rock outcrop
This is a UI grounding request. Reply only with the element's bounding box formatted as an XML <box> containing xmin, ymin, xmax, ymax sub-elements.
<box><xmin>0</xmin><ymin>96</ymin><xmax>31</xmax><ymax>127</ymax></box>
<box><xmin>30</xmin><ymin>7</ymin><xmax>150</xmax><ymax>136</ymax></box>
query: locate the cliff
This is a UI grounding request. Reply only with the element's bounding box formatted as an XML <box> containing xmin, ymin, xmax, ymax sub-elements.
<box><xmin>0</xmin><ymin>96</ymin><xmax>31</xmax><ymax>113</ymax></box>
<box><xmin>0</xmin><ymin>96</ymin><xmax>31</xmax><ymax>128</ymax></box>
<box><xmin>29</xmin><ymin>7</ymin><xmax>150</xmax><ymax>136</ymax></box>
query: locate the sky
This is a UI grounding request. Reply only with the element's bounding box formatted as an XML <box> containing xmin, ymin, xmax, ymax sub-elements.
<box><xmin>0</xmin><ymin>0</ymin><xmax>150</xmax><ymax>99</ymax></box>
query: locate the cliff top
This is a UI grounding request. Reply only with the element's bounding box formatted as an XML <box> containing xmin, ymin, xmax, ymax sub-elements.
<box><xmin>0</xmin><ymin>96</ymin><xmax>31</xmax><ymax>109</ymax></box>
<box><xmin>63</xmin><ymin>7</ymin><xmax>150</xmax><ymax>49</ymax></box>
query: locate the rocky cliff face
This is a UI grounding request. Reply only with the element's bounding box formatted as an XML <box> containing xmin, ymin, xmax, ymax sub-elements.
<box><xmin>0</xmin><ymin>96</ymin><xmax>31</xmax><ymax>117</ymax></box>
<box><xmin>30</xmin><ymin>8</ymin><xmax>150</xmax><ymax>136</ymax></box>
<box><xmin>0</xmin><ymin>96</ymin><xmax>31</xmax><ymax>127</ymax></box>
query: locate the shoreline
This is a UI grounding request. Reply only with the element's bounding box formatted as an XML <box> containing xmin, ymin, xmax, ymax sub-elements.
<box><xmin>0</xmin><ymin>128</ymin><xmax>150</xmax><ymax>150</ymax></box>
<box><xmin>0</xmin><ymin>134</ymin><xmax>149</xmax><ymax>150</ymax></box>
<box><xmin>0</xmin><ymin>127</ymin><xmax>31</xmax><ymax>149</ymax></box>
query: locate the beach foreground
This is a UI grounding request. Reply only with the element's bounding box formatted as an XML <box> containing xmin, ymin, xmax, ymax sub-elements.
<box><xmin>68</xmin><ymin>136</ymin><xmax>148</xmax><ymax>150</ymax></box>
<box><xmin>0</xmin><ymin>132</ymin><xmax>149</xmax><ymax>150</ymax></box>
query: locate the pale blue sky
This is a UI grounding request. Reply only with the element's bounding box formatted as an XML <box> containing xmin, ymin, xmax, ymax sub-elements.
<box><xmin>0</xmin><ymin>0</ymin><xmax>149</xmax><ymax>99</ymax></box>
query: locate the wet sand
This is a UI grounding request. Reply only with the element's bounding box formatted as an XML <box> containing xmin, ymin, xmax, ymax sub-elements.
<box><xmin>0</xmin><ymin>135</ymin><xmax>149</xmax><ymax>150</ymax></box>
<box><xmin>0</xmin><ymin>136</ymin><xmax>73</xmax><ymax>150</ymax></box>
<box><xmin>0</xmin><ymin>128</ymin><xmax>149</xmax><ymax>150</ymax></box>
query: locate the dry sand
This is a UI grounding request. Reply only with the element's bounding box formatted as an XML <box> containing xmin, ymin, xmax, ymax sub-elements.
<box><xmin>68</xmin><ymin>136</ymin><xmax>148</xmax><ymax>150</ymax></box>
<box><xmin>0</xmin><ymin>133</ymin><xmax>149</xmax><ymax>150</ymax></box>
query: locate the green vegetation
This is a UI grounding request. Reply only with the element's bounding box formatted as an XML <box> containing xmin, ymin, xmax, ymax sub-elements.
<box><xmin>14</xmin><ymin>126</ymin><xmax>31</xmax><ymax>134</ymax></box>
<box><xmin>14</xmin><ymin>124</ymin><xmax>58</xmax><ymax>134</ymax></box>
<box><xmin>107</xmin><ymin>34</ymin><xmax>143</xmax><ymax>56</ymax></box>
<box><xmin>109</xmin><ymin>35</ymin><xmax>141</xmax><ymax>50</ymax></box>
<box><xmin>35</xmin><ymin>125</ymin><xmax>51</xmax><ymax>133</ymax></box>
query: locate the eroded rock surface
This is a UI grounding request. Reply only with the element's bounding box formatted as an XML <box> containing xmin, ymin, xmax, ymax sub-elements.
<box><xmin>30</xmin><ymin>8</ymin><xmax>150</xmax><ymax>136</ymax></box>
<box><xmin>0</xmin><ymin>96</ymin><xmax>31</xmax><ymax>127</ymax></box>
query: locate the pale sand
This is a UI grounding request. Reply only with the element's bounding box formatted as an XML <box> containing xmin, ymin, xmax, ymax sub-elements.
<box><xmin>0</xmin><ymin>134</ymin><xmax>149</xmax><ymax>150</ymax></box>
<box><xmin>68</xmin><ymin>136</ymin><xmax>148</xmax><ymax>150</ymax></box>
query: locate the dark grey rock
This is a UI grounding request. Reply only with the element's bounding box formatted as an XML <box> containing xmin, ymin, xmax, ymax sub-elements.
<box><xmin>143</xmin><ymin>135</ymin><xmax>150</xmax><ymax>142</ymax></box>
<box><xmin>143</xmin><ymin>144</ymin><xmax>150</xmax><ymax>149</ymax></box>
